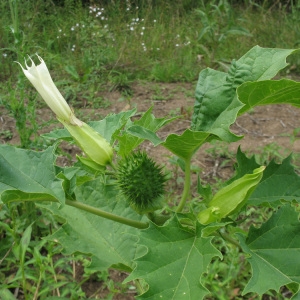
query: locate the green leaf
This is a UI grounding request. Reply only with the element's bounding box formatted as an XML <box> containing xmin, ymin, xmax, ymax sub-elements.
<box><xmin>234</xmin><ymin>46</ymin><xmax>295</xmax><ymax>82</ymax></box>
<box><xmin>90</xmin><ymin>108</ymin><xmax>136</xmax><ymax>143</ymax></box>
<box><xmin>162</xmin><ymin>129</ymin><xmax>211</xmax><ymax>160</ymax></box>
<box><xmin>227</xmin><ymin>147</ymin><xmax>260</xmax><ymax>184</ymax></box>
<box><xmin>248</xmin><ymin>156</ymin><xmax>300</xmax><ymax>207</ymax></box>
<box><xmin>126</xmin><ymin>217</ymin><xmax>221</xmax><ymax>299</ymax></box>
<box><xmin>0</xmin><ymin>289</ymin><xmax>17</xmax><ymax>300</ymax></box>
<box><xmin>238</xmin><ymin>79</ymin><xmax>300</xmax><ymax>115</ymax></box>
<box><xmin>0</xmin><ymin>145</ymin><xmax>65</xmax><ymax>204</ymax></box>
<box><xmin>191</xmin><ymin>46</ymin><xmax>295</xmax><ymax>142</ymax></box>
<box><xmin>42</xmin><ymin>179</ymin><xmax>143</xmax><ymax>271</ymax></box>
<box><xmin>64</xmin><ymin>65</ymin><xmax>80</xmax><ymax>81</ymax></box>
<box><xmin>237</xmin><ymin>205</ymin><xmax>300</xmax><ymax>296</ymax></box>
<box><xmin>126</xmin><ymin>126</ymin><xmax>212</xmax><ymax>161</ymax></box>
<box><xmin>118</xmin><ymin>106</ymin><xmax>175</xmax><ymax>157</ymax></box>
<box><xmin>41</xmin><ymin>127</ymin><xmax>71</xmax><ymax>141</ymax></box>
<box><xmin>126</xmin><ymin>125</ymin><xmax>163</xmax><ymax>146</ymax></box>
<box><xmin>19</xmin><ymin>224</ymin><xmax>32</xmax><ymax>265</ymax></box>
<box><xmin>191</xmin><ymin>67</ymin><xmax>243</xmax><ymax>142</ymax></box>
<box><xmin>292</xmin><ymin>291</ymin><xmax>300</xmax><ymax>300</ymax></box>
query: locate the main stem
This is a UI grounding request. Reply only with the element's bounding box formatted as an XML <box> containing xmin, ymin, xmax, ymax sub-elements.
<box><xmin>176</xmin><ymin>157</ymin><xmax>191</xmax><ymax>213</ymax></box>
<box><xmin>65</xmin><ymin>199</ymin><xmax>149</xmax><ymax>229</ymax></box>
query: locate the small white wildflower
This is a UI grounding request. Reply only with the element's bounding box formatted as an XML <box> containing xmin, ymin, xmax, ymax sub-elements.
<box><xmin>136</xmin><ymin>18</ymin><xmax>139</xmax><ymax>21</ymax></box>
<box><xmin>71</xmin><ymin>27</ymin><xmax>75</xmax><ymax>31</ymax></box>
<box><xmin>101</xmin><ymin>16</ymin><xmax>105</xmax><ymax>20</ymax></box>
<box><xmin>142</xmin><ymin>26</ymin><xmax>145</xmax><ymax>30</ymax></box>
<box><xmin>140</xmin><ymin>32</ymin><xmax>144</xmax><ymax>35</ymax></box>
<box><xmin>175</xmin><ymin>44</ymin><xmax>179</xmax><ymax>47</ymax></box>
<box><xmin>130</xmin><ymin>26</ymin><xmax>134</xmax><ymax>31</ymax></box>
<box><xmin>153</xmin><ymin>20</ymin><xmax>157</xmax><ymax>22</ymax></box>
<box><xmin>58</xmin><ymin>29</ymin><xmax>62</xmax><ymax>32</ymax></box>
<box><xmin>156</xmin><ymin>48</ymin><xmax>160</xmax><ymax>51</ymax></box>
<box><xmin>3</xmin><ymin>53</ymin><xmax>7</xmax><ymax>58</ymax></box>
<box><xmin>76</xmin><ymin>23</ymin><xmax>79</xmax><ymax>26</ymax></box>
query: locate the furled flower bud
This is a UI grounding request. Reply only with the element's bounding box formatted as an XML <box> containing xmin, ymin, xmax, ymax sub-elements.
<box><xmin>198</xmin><ymin>166</ymin><xmax>265</xmax><ymax>225</ymax></box>
<box><xmin>18</xmin><ymin>54</ymin><xmax>113</xmax><ymax>166</ymax></box>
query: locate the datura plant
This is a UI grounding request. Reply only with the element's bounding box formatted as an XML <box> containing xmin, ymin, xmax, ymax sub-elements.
<box><xmin>1</xmin><ymin>46</ymin><xmax>300</xmax><ymax>299</ymax></box>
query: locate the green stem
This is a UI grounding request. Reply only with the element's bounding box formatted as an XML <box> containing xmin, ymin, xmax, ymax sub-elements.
<box><xmin>9</xmin><ymin>197</ymin><xmax>148</xmax><ymax>229</ymax></box>
<box><xmin>217</xmin><ymin>231</ymin><xmax>242</xmax><ymax>250</ymax></box>
<box><xmin>65</xmin><ymin>199</ymin><xmax>149</xmax><ymax>229</ymax></box>
<box><xmin>176</xmin><ymin>157</ymin><xmax>191</xmax><ymax>213</ymax></box>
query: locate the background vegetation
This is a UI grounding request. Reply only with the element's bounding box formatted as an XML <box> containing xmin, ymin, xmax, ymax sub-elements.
<box><xmin>1</xmin><ymin>0</ymin><xmax>300</xmax><ymax>299</ymax></box>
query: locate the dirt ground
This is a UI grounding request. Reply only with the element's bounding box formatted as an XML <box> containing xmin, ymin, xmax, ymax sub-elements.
<box><xmin>1</xmin><ymin>80</ymin><xmax>300</xmax><ymax>299</ymax></box>
<box><xmin>2</xmin><ymin>81</ymin><xmax>300</xmax><ymax>162</ymax></box>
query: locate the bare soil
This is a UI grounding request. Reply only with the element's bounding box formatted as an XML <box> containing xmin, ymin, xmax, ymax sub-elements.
<box><xmin>1</xmin><ymin>81</ymin><xmax>300</xmax><ymax>299</ymax></box>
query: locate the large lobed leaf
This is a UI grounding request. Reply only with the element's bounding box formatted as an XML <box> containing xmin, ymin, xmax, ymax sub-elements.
<box><xmin>126</xmin><ymin>217</ymin><xmax>221</xmax><ymax>299</ymax></box>
<box><xmin>237</xmin><ymin>79</ymin><xmax>300</xmax><ymax>115</ymax></box>
<box><xmin>248</xmin><ymin>156</ymin><xmax>300</xmax><ymax>207</ymax></box>
<box><xmin>0</xmin><ymin>145</ymin><xmax>65</xmax><ymax>204</ymax></box>
<box><xmin>238</xmin><ymin>205</ymin><xmax>300</xmax><ymax>296</ymax></box>
<box><xmin>42</xmin><ymin>179</ymin><xmax>144</xmax><ymax>272</ymax></box>
<box><xmin>118</xmin><ymin>106</ymin><xmax>176</xmax><ymax>157</ymax></box>
<box><xmin>191</xmin><ymin>46</ymin><xmax>295</xmax><ymax>142</ymax></box>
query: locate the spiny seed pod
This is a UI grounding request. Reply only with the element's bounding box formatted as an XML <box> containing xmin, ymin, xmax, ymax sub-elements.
<box><xmin>116</xmin><ymin>151</ymin><xmax>167</xmax><ymax>213</ymax></box>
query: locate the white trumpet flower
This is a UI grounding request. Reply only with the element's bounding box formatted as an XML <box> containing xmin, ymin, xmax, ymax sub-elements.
<box><xmin>18</xmin><ymin>55</ymin><xmax>113</xmax><ymax>166</ymax></box>
<box><xmin>18</xmin><ymin>55</ymin><xmax>82</xmax><ymax>125</ymax></box>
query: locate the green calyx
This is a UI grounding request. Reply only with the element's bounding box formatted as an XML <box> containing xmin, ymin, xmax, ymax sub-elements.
<box><xmin>116</xmin><ymin>151</ymin><xmax>167</xmax><ymax>213</ymax></box>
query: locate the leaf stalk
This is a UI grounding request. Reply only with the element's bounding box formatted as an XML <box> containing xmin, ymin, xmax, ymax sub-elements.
<box><xmin>65</xmin><ymin>199</ymin><xmax>149</xmax><ymax>229</ymax></box>
<box><xmin>176</xmin><ymin>157</ymin><xmax>191</xmax><ymax>213</ymax></box>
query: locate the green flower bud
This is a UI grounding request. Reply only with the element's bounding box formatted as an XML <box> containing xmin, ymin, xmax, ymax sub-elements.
<box><xmin>198</xmin><ymin>166</ymin><xmax>265</xmax><ymax>225</ymax></box>
<box><xmin>116</xmin><ymin>151</ymin><xmax>167</xmax><ymax>213</ymax></box>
